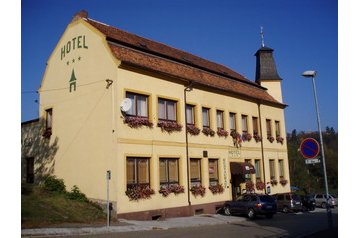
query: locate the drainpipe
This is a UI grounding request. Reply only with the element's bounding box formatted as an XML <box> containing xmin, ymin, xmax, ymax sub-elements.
<box><xmin>257</xmin><ymin>103</ymin><xmax>267</xmax><ymax>194</ymax></box>
<box><xmin>184</xmin><ymin>83</ymin><xmax>193</xmax><ymax>207</ymax></box>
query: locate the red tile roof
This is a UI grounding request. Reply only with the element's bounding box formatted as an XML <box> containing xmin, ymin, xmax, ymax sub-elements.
<box><xmin>81</xmin><ymin>14</ymin><xmax>285</xmax><ymax>108</ymax></box>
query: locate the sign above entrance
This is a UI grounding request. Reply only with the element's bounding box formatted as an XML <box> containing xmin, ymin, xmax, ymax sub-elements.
<box><xmin>299</xmin><ymin>138</ymin><xmax>320</xmax><ymax>159</ymax></box>
<box><xmin>228</xmin><ymin>148</ymin><xmax>241</xmax><ymax>159</ymax></box>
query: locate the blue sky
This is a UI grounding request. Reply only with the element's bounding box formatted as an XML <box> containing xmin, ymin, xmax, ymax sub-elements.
<box><xmin>21</xmin><ymin>0</ymin><xmax>338</xmax><ymax>132</ymax></box>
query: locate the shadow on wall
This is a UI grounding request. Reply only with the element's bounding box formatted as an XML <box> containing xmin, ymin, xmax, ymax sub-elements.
<box><xmin>21</xmin><ymin>118</ymin><xmax>59</xmax><ymax>183</ymax></box>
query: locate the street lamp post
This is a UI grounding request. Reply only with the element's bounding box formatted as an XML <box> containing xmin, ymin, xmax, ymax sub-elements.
<box><xmin>302</xmin><ymin>70</ymin><xmax>332</xmax><ymax>228</ymax></box>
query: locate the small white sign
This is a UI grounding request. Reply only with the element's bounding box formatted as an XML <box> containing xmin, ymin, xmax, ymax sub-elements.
<box><xmin>305</xmin><ymin>158</ymin><xmax>320</xmax><ymax>164</ymax></box>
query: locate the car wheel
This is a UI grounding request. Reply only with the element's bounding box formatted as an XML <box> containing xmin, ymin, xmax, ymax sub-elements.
<box><xmin>322</xmin><ymin>202</ymin><xmax>326</xmax><ymax>209</ymax></box>
<box><xmin>265</xmin><ymin>213</ymin><xmax>274</xmax><ymax>219</ymax></box>
<box><xmin>224</xmin><ymin>206</ymin><xmax>231</xmax><ymax>216</ymax></box>
<box><xmin>247</xmin><ymin>208</ymin><xmax>256</xmax><ymax>219</ymax></box>
<box><xmin>283</xmin><ymin>206</ymin><xmax>289</xmax><ymax>213</ymax></box>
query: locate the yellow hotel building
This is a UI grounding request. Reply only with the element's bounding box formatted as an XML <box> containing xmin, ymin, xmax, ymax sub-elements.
<box><xmin>21</xmin><ymin>11</ymin><xmax>291</xmax><ymax>220</ymax></box>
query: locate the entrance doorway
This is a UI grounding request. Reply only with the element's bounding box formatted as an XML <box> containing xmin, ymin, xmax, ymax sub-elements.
<box><xmin>26</xmin><ymin>157</ymin><xmax>34</xmax><ymax>183</ymax></box>
<box><xmin>231</xmin><ymin>174</ymin><xmax>245</xmax><ymax>200</ymax></box>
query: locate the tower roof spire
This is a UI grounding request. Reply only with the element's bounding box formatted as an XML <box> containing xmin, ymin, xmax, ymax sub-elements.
<box><xmin>260</xmin><ymin>26</ymin><xmax>265</xmax><ymax>47</ymax></box>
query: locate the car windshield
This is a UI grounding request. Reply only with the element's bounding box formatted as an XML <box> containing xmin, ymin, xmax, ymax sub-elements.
<box><xmin>259</xmin><ymin>195</ymin><xmax>275</xmax><ymax>203</ymax></box>
<box><xmin>292</xmin><ymin>194</ymin><xmax>301</xmax><ymax>201</ymax></box>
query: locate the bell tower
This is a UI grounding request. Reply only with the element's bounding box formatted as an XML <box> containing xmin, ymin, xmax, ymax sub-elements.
<box><xmin>255</xmin><ymin>27</ymin><xmax>283</xmax><ymax>103</ymax></box>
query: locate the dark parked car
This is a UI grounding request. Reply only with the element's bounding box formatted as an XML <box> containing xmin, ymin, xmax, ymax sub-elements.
<box><xmin>274</xmin><ymin>193</ymin><xmax>302</xmax><ymax>213</ymax></box>
<box><xmin>301</xmin><ymin>195</ymin><xmax>316</xmax><ymax>211</ymax></box>
<box><xmin>223</xmin><ymin>194</ymin><xmax>277</xmax><ymax>219</ymax></box>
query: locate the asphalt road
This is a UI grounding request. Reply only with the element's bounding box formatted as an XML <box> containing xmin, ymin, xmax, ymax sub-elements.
<box><xmin>56</xmin><ymin>208</ymin><xmax>338</xmax><ymax>238</ymax></box>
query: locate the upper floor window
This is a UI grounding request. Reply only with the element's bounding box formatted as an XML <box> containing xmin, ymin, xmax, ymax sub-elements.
<box><xmin>126</xmin><ymin>92</ymin><xmax>148</xmax><ymax>117</ymax></box>
<box><xmin>216</xmin><ymin>110</ymin><xmax>224</xmax><ymax>129</ymax></box>
<box><xmin>229</xmin><ymin>112</ymin><xmax>236</xmax><ymax>131</ymax></box>
<box><xmin>158</xmin><ymin>98</ymin><xmax>177</xmax><ymax>121</ymax></box>
<box><xmin>266</xmin><ymin>119</ymin><xmax>272</xmax><ymax>137</ymax></box>
<box><xmin>241</xmin><ymin>115</ymin><xmax>248</xmax><ymax>133</ymax></box>
<box><xmin>186</xmin><ymin>104</ymin><xmax>195</xmax><ymax>125</ymax></box>
<box><xmin>45</xmin><ymin>108</ymin><xmax>53</xmax><ymax>130</ymax></box>
<box><xmin>126</xmin><ymin>157</ymin><xmax>150</xmax><ymax>189</ymax></box>
<box><xmin>275</xmin><ymin>121</ymin><xmax>281</xmax><ymax>137</ymax></box>
<box><xmin>202</xmin><ymin>107</ymin><xmax>210</xmax><ymax>128</ymax></box>
<box><xmin>160</xmin><ymin>158</ymin><xmax>179</xmax><ymax>188</ymax></box>
<box><xmin>252</xmin><ymin>117</ymin><xmax>259</xmax><ymax>135</ymax></box>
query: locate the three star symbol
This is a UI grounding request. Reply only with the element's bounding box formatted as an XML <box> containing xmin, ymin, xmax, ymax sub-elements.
<box><xmin>66</xmin><ymin>56</ymin><xmax>81</xmax><ymax>66</ymax></box>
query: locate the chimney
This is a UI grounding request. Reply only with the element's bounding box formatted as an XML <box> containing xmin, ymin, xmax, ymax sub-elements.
<box><xmin>72</xmin><ymin>10</ymin><xmax>88</xmax><ymax>22</ymax></box>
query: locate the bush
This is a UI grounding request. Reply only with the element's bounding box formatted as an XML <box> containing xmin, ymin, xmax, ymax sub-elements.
<box><xmin>67</xmin><ymin>185</ymin><xmax>89</xmax><ymax>202</ymax></box>
<box><xmin>43</xmin><ymin>175</ymin><xmax>66</xmax><ymax>193</ymax></box>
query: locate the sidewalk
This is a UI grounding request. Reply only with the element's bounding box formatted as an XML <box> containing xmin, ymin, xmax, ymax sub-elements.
<box><xmin>21</xmin><ymin>214</ymin><xmax>246</xmax><ymax>237</ymax></box>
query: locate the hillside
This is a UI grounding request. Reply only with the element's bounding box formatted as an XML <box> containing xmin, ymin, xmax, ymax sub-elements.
<box><xmin>21</xmin><ymin>183</ymin><xmax>107</xmax><ymax>228</ymax></box>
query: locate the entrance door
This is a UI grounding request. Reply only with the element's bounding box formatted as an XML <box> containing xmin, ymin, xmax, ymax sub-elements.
<box><xmin>26</xmin><ymin>157</ymin><xmax>34</xmax><ymax>183</ymax></box>
<box><xmin>231</xmin><ymin>174</ymin><xmax>245</xmax><ymax>201</ymax></box>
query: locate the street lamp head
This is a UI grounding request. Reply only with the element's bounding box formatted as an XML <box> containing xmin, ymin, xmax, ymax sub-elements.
<box><xmin>302</xmin><ymin>70</ymin><xmax>317</xmax><ymax>78</ymax></box>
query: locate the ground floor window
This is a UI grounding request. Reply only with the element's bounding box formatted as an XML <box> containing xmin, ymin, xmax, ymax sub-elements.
<box><xmin>269</xmin><ymin>159</ymin><xmax>276</xmax><ymax>180</ymax></box>
<box><xmin>159</xmin><ymin>158</ymin><xmax>179</xmax><ymax>188</ymax></box>
<box><xmin>209</xmin><ymin>159</ymin><xmax>219</xmax><ymax>186</ymax></box>
<box><xmin>190</xmin><ymin>158</ymin><xmax>201</xmax><ymax>187</ymax></box>
<box><xmin>126</xmin><ymin>157</ymin><xmax>150</xmax><ymax>189</ymax></box>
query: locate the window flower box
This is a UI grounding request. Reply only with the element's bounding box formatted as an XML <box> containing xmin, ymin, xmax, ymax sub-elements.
<box><xmin>255</xmin><ymin>180</ymin><xmax>265</xmax><ymax>190</ymax></box>
<box><xmin>276</xmin><ymin>136</ymin><xmax>285</xmax><ymax>144</ymax></box>
<box><xmin>124</xmin><ymin>116</ymin><xmax>153</xmax><ymax>128</ymax></box>
<box><xmin>245</xmin><ymin>180</ymin><xmax>255</xmax><ymax>192</ymax></box>
<box><xmin>270</xmin><ymin>179</ymin><xmax>278</xmax><ymax>186</ymax></box>
<box><xmin>230</xmin><ymin>130</ymin><xmax>242</xmax><ymax>147</ymax></box>
<box><xmin>125</xmin><ymin>185</ymin><xmax>155</xmax><ymax>201</ymax></box>
<box><xmin>217</xmin><ymin>128</ymin><xmax>229</xmax><ymax>137</ymax></box>
<box><xmin>254</xmin><ymin>134</ymin><xmax>262</xmax><ymax>143</ymax></box>
<box><xmin>209</xmin><ymin>184</ymin><xmax>224</xmax><ymax>194</ymax></box>
<box><xmin>190</xmin><ymin>184</ymin><xmax>206</xmax><ymax>197</ymax></box>
<box><xmin>242</xmin><ymin>132</ymin><xmax>252</xmax><ymax>141</ymax></box>
<box><xmin>187</xmin><ymin>124</ymin><xmax>200</xmax><ymax>136</ymax></box>
<box><xmin>157</xmin><ymin>120</ymin><xmax>182</xmax><ymax>133</ymax></box>
<box><xmin>267</xmin><ymin>136</ymin><xmax>275</xmax><ymax>143</ymax></box>
<box><xmin>279</xmin><ymin>176</ymin><xmax>288</xmax><ymax>186</ymax></box>
<box><xmin>202</xmin><ymin>127</ymin><xmax>215</xmax><ymax>137</ymax></box>
<box><xmin>159</xmin><ymin>184</ymin><xmax>185</xmax><ymax>197</ymax></box>
<box><xmin>42</xmin><ymin>128</ymin><xmax>52</xmax><ymax>138</ymax></box>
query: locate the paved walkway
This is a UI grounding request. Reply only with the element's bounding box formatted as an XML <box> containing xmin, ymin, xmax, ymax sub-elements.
<box><xmin>21</xmin><ymin>214</ymin><xmax>246</xmax><ymax>237</ymax></box>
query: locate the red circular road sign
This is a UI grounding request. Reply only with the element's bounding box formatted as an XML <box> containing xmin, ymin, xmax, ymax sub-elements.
<box><xmin>300</xmin><ymin>138</ymin><xmax>320</xmax><ymax>159</ymax></box>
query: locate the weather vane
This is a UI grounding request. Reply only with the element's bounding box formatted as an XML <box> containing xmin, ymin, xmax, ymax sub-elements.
<box><xmin>260</xmin><ymin>26</ymin><xmax>265</xmax><ymax>47</ymax></box>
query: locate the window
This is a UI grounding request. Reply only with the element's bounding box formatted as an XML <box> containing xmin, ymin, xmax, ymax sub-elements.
<box><xmin>202</xmin><ymin>107</ymin><xmax>210</xmax><ymax>128</ymax></box>
<box><xmin>279</xmin><ymin>160</ymin><xmax>284</xmax><ymax>177</ymax></box>
<box><xmin>254</xmin><ymin>160</ymin><xmax>261</xmax><ymax>179</ymax></box>
<box><xmin>126</xmin><ymin>157</ymin><xmax>150</xmax><ymax>189</ymax></box>
<box><xmin>186</xmin><ymin>104</ymin><xmax>195</xmax><ymax>125</ymax></box>
<box><xmin>190</xmin><ymin>158</ymin><xmax>201</xmax><ymax>186</ymax></box>
<box><xmin>252</xmin><ymin>117</ymin><xmax>259</xmax><ymax>135</ymax></box>
<box><xmin>216</xmin><ymin>110</ymin><xmax>224</xmax><ymax>129</ymax></box>
<box><xmin>160</xmin><ymin>158</ymin><xmax>179</xmax><ymax>188</ymax></box>
<box><xmin>241</xmin><ymin>115</ymin><xmax>248</xmax><ymax>133</ymax></box>
<box><xmin>209</xmin><ymin>159</ymin><xmax>219</xmax><ymax>186</ymax></box>
<box><xmin>229</xmin><ymin>112</ymin><xmax>236</xmax><ymax>131</ymax></box>
<box><xmin>158</xmin><ymin>98</ymin><xmax>177</xmax><ymax>121</ymax></box>
<box><xmin>126</xmin><ymin>92</ymin><xmax>149</xmax><ymax>117</ymax></box>
<box><xmin>266</xmin><ymin>119</ymin><xmax>272</xmax><ymax>137</ymax></box>
<box><xmin>45</xmin><ymin>108</ymin><xmax>53</xmax><ymax>130</ymax></box>
<box><xmin>269</xmin><ymin>160</ymin><xmax>276</xmax><ymax>180</ymax></box>
<box><xmin>275</xmin><ymin>121</ymin><xmax>281</xmax><ymax>137</ymax></box>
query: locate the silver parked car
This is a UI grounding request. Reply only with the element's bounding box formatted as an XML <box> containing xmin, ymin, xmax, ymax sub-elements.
<box><xmin>313</xmin><ymin>194</ymin><xmax>338</xmax><ymax>208</ymax></box>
